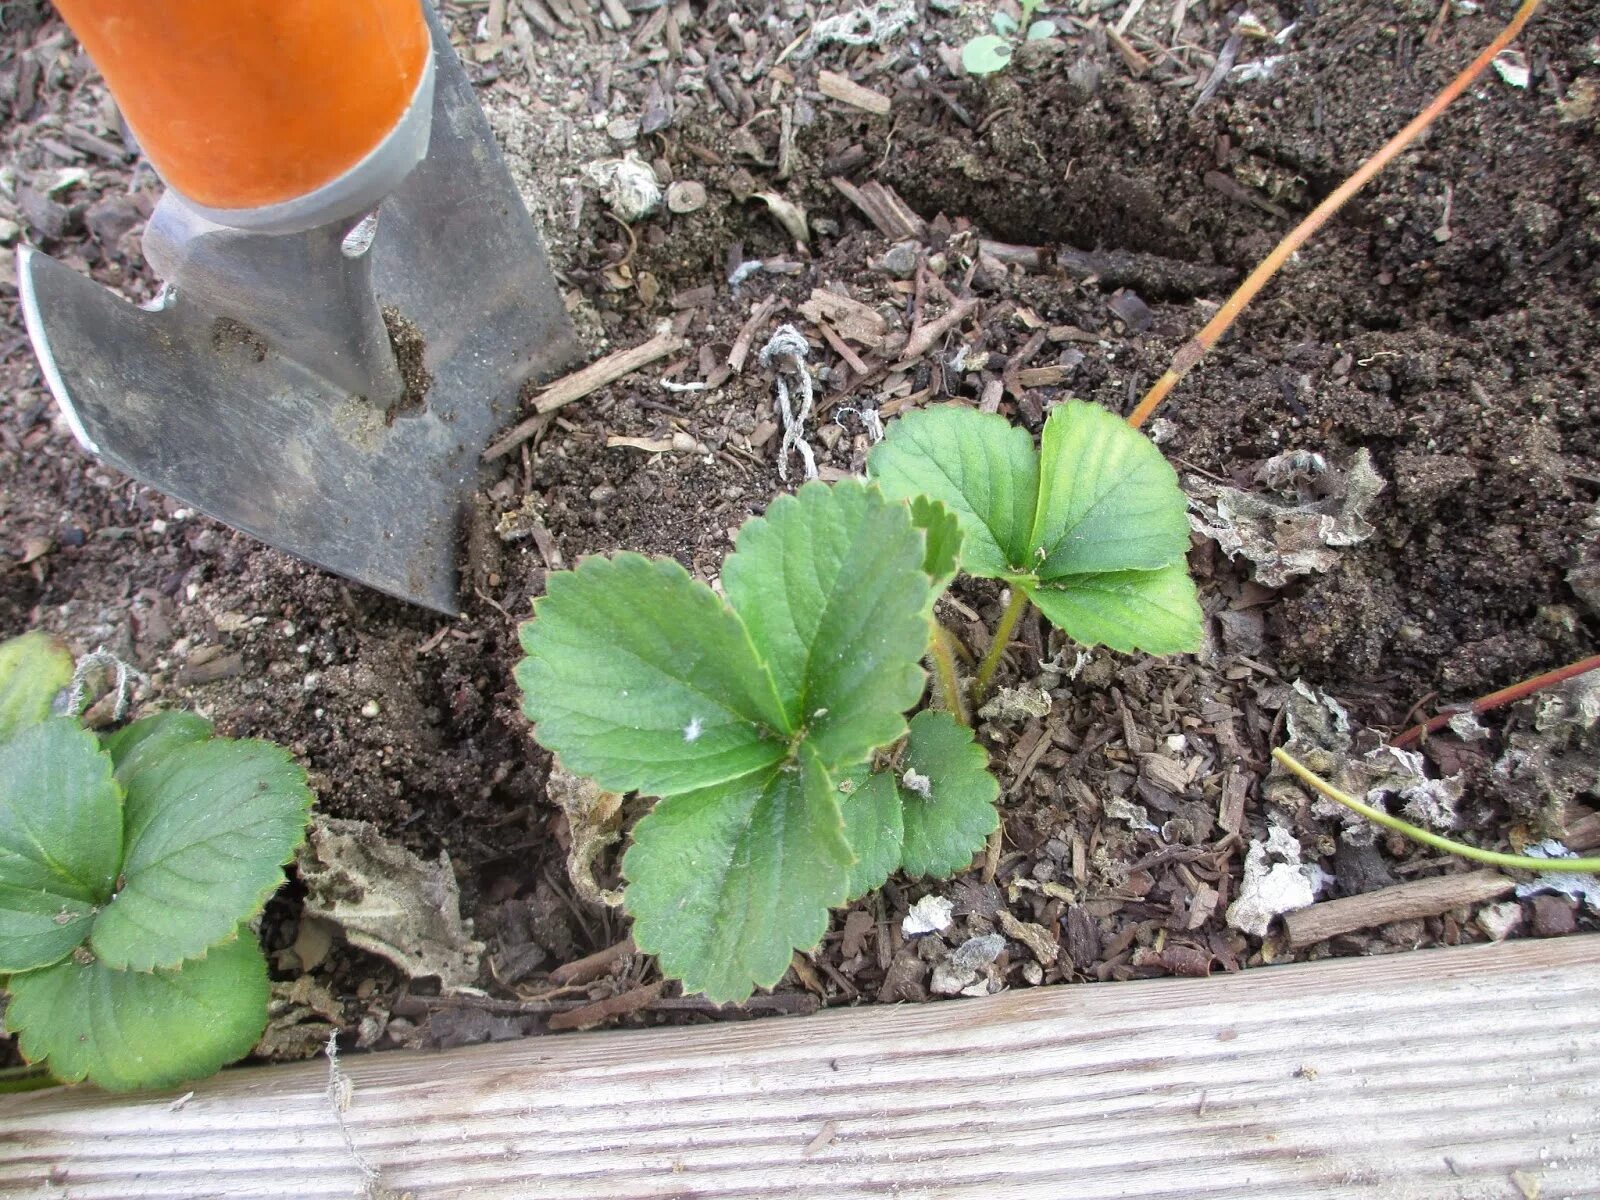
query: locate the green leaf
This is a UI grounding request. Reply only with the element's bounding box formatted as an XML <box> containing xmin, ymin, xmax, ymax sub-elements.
<box><xmin>518</xmin><ymin>553</ymin><xmax>790</xmax><ymax>797</ymax></box>
<box><xmin>909</xmin><ymin>496</ymin><xmax>964</xmax><ymax>593</ymax></box>
<box><xmin>0</xmin><ymin>719</ymin><xmax>121</xmax><ymax>972</ymax></box>
<box><xmin>0</xmin><ymin>632</ymin><xmax>73</xmax><ymax>743</ymax></box>
<box><xmin>962</xmin><ymin>34</ymin><xmax>1014</xmax><ymax>76</ymax></box>
<box><xmin>869</xmin><ymin>406</ymin><xmax>1039</xmax><ymax>578</ymax></box>
<box><xmin>102</xmin><ymin>711</ymin><xmax>213</xmax><ymax>784</ymax></box>
<box><xmin>1026</xmin><ymin>18</ymin><xmax>1057</xmax><ymax>39</ymax></box>
<box><xmin>90</xmin><ymin>737</ymin><xmax>312</xmax><ymax>971</ymax></box>
<box><xmin>840</xmin><ymin>769</ymin><xmax>904</xmax><ymax>901</ymax></box>
<box><xmin>722</xmin><ymin>479</ymin><xmax>931</xmax><ymax>769</ymax></box>
<box><xmin>896</xmin><ymin>711</ymin><xmax>1000</xmax><ymax>878</ymax></box>
<box><xmin>6</xmin><ymin>932</ymin><xmax>270</xmax><ymax>1091</ymax></box>
<box><xmin>990</xmin><ymin>12</ymin><xmax>1019</xmax><ymax>35</ymax></box>
<box><xmin>1030</xmin><ymin>400</ymin><xmax>1191</xmax><ymax>578</ymax></box>
<box><xmin>622</xmin><ymin>753</ymin><xmax>851</xmax><ymax>1002</ymax></box>
<box><xmin>1027</xmin><ymin>562</ymin><xmax>1203</xmax><ymax>655</ymax></box>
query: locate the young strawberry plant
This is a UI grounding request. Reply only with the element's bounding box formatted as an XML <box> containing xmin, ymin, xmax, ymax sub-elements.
<box><xmin>867</xmin><ymin>400</ymin><xmax>1201</xmax><ymax>699</ymax></box>
<box><xmin>517</xmin><ymin>479</ymin><xmax>998</xmax><ymax>1002</ymax></box>
<box><xmin>0</xmin><ymin>632</ymin><xmax>313</xmax><ymax>1091</ymax></box>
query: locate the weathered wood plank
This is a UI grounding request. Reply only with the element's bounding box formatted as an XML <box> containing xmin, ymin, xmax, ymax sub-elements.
<box><xmin>3</xmin><ymin>937</ymin><xmax>1598</xmax><ymax>1198</ymax></box>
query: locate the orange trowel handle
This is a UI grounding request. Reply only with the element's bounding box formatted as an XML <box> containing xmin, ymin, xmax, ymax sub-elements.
<box><xmin>53</xmin><ymin>0</ymin><xmax>429</xmax><ymax>212</ymax></box>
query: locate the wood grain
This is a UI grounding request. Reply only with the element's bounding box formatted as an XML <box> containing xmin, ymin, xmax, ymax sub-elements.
<box><xmin>3</xmin><ymin>937</ymin><xmax>1598</xmax><ymax>1199</ymax></box>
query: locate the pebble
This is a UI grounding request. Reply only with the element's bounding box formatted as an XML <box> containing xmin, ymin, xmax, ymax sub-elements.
<box><xmin>360</xmin><ymin>700</ymin><xmax>380</xmax><ymax>719</ymax></box>
<box><xmin>1530</xmin><ymin>894</ymin><xmax>1577</xmax><ymax>937</ymax></box>
<box><xmin>665</xmin><ymin>180</ymin><xmax>707</xmax><ymax>214</ymax></box>
<box><xmin>878</xmin><ymin>241</ymin><xmax>918</xmax><ymax>279</ymax></box>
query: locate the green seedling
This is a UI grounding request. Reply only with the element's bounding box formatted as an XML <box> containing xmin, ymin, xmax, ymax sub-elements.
<box><xmin>517</xmin><ymin>480</ymin><xmax>998</xmax><ymax>1002</ymax></box>
<box><xmin>0</xmin><ymin>632</ymin><xmax>313</xmax><ymax>1091</ymax></box>
<box><xmin>962</xmin><ymin>0</ymin><xmax>1059</xmax><ymax>76</ymax></box>
<box><xmin>868</xmin><ymin>400</ymin><xmax>1201</xmax><ymax>699</ymax></box>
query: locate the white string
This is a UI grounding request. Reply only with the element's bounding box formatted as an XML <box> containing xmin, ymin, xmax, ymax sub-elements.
<box><xmin>759</xmin><ymin>324</ymin><xmax>818</xmax><ymax>482</ymax></box>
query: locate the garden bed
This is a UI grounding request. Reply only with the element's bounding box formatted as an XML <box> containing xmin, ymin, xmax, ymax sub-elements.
<box><xmin>1</xmin><ymin>0</ymin><xmax>1597</xmax><ymax>1083</ymax></box>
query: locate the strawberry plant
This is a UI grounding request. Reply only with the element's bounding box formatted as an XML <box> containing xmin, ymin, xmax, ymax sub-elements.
<box><xmin>0</xmin><ymin>632</ymin><xmax>313</xmax><ymax>1091</ymax></box>
<box><xmin>517</xmin><ymin>480</ymin><xmax>999</xmax><ymax>1001</ymax></box>
<box><xmin>867</xmin><ymin>400</ymin><xmax>1201</xmax><ymax>699</ymax></box>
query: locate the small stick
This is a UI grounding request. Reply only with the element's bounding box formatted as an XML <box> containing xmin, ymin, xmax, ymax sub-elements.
<box><xmin>1282</xmin><ymin>869</ymin><xmax>1516</xmax><ymax>949</ymax></box>
<box><xmin>728</xmin><ymin>294</ymin><xmax>782</xmax><ymax>374</ymax></box>
<box><xmin>817</xmin><ymin>70</ymin><xmax>892</xmax><ymax>116</ymax></box>
<box><xmin>894</xmin><ymin>297</ymin><xmax>979</xmax><ymax>368</ymax></box>
<box><xmin>1391</xmin><ymin>653</ymin><xmax>1600</xmax><ymax>749</ymax></box>
<box><xmin>1127</xmin><ymin>0</ymin><xmax>1544</xmax><ymax>429</ymax></box>
<box><xmin>546</xmin><ymin>980</ymin><xmax>664</xmax><ymax>1032</ymax></box>
<box><xmin>548</xmin><ymin>935</ymin><xmax>636</xmax><ymax>987</ymax></box>
<box><xmin>1272</xmin><ymin>748</ymin><xmax>1600</xmax><ymax>873</ymax></box>
<box><xmin>484</xmin><ymin>330</ymin><xmax>682</xmax><ymax>460</ymax></box>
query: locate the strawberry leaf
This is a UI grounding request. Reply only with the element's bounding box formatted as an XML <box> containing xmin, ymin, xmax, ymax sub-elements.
<box><xmin>0</xmin><ymin>632</ymin><xmax>74</xmax><ymax>743</ymax></box>
<box><xmin>1027</xmin><ymin>563</ymin><xmax>1203</xmax><ymax>656</ymax></box>
<box><xmin>518</xmin><ymin>553</ymin><xmax>791</xmax><ymax>797</ymax></box>
<box><xmin>722</xmin><ymin>479</ymin><xmax>932</xmax><ymax>768</ymax></box>
<box><xmin>841</xmin><ymin>769</ymin><xmax>904</xmax><ymax>901</ymax></box>
<box><xmin>0</xmin><ymin>719</ymin><xmax>121</xmax><ymax>973</ymax></box>
<box><xmin>90</xmin><ymin>729</ymin><xmax>313</xmax><ymax>971</ymax></box>
<box><xmin>868</xmin><ymin>406</ymin><xmax>1038</xmax><ymax>578</ymax></box>
<box><xmin>897</xmin><ymin>711</ymin><xmax>1001</xmax><ymax>878</ymax></box>
<box><xmin>1030</xmin><ymin>400</ymin><xmax>1190</xmax><ymax>577</ymax></box>
<box><xmin>6</xmin><ymin>931</ymin><xmax>269</xmax><ymax>1092</ymax></box>
<box><xmin>622</xmin><ymin>752</ymin><xmax>850</xmax><ymax>1002</ymax></box>
<box><xmin>909</xmin><ymin>496</ymin><xmax>964</xmax><ymax>592</ymax></box>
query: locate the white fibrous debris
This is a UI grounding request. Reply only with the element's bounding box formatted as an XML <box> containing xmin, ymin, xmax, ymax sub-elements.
<box><xmin>1226</xmin><ymin>825</ymin><xmax>1324</xmax><ymax>937</ymax></box>
<box><xmin>1493</xmin><ymin>48</ymin><xmax>1530</xmax><ymax>89</ymax></box>
<box><xmin>1446</xmin><ymin>711</ymin><xmax>1493</xmax><ymax>741</ymax></box>
<box><xmin>583</xmin><ymin>153</ymin><xmax>661</xmax><ymax>223</ymax></box>
<box><xmin>683</xmin><ymin>717</ymin><xmax>702</xmax><ymax>743</ymax></box>
<box><xmin>1105</xmin><ymin>794</ymin><xmax>1158</xmax><ymax>833</ymax></box>
<box><xmin>901</xmin><ymin>768</ymin><xmax>933</xmax><ymax>799</ymax></box>
<box><xmin>799</xmin><ymin>0</ymin><xmax>917</xmax><ymax>58</ymax></box>
<box><xmin>902</xmin><ymin>893</ymin><xmax>955</xmax><ymax>936</ymax></box>
<box><xmin>1515</xmin><ymin>841</ymin><xmax>1600</xmax><ymax>913</ymax></box>
<box><xmin>977</xmin><ymin>685</ymin><xmax>1053</xmax><ymax>724</ymax></box>
<box><xmin>1186</xmin><ymin>449</ymin><xmax>1384</xmax><ymax>588</ymax></box>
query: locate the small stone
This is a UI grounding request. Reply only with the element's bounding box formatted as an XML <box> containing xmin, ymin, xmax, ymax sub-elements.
<box><xmin>666</xmin><ymin>180</ymin><xmax>707</xmax><ymax>214</ymax></box>
<box><xmin>1530</xmin><ymin>894</ymin><xmax>1577</xmax><ymax>937</ymax></box>
<box><xmin>1476</xmin><ymin>900</ymin><xmax>1522</xmax><ymax>942</ymax></box>
<box><xmin>606</xmin><ymin>115</ymin><xmax>640</xmax><ymax>143</ymax></box>
<box><xmin>878</xmin><ymin>241</ymin><xmax>918</xmax><ymax>279</ymax></box>
<box><xmin>360</xmin><ymin>700</ymin><xmax>381</xmax><ymax>718</ymax></box>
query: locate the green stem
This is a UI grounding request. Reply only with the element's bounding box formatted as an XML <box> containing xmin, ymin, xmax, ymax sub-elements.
<box><xmin>972</xmin><ymin>587</ymin><xmax>1029</xmax><ymax>704</ymax></box>
<box><xmin>1273</xmin><ymin>748</ymin><xmax>1600</xmax><ymax>873</ymax></box>
<box><xmin>928</xmin><ymin>622</ymin><xmax>968</xmax><ymax>726</ymax></box>
<box><xmin>0</xmin><ymin>1063</ymin><xmax>57</xmax><ymax>1094</ymax></box>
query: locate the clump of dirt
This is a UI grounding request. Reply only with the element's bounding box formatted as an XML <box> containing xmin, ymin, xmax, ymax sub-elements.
<box><xmin>2</xmin><ymin>0</ymin><xmax>1596</xmax><ymax>1065</ymax></box>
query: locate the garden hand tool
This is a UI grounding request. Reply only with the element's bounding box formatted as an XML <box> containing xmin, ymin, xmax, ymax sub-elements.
<box><xmin>19</xmin><ymin>1</ymin><xmax>580</xmax><ymax>614</ymax></box>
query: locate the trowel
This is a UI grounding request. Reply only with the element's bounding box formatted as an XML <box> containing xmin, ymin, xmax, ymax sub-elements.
<box><xmin>18</xmin><ymin>0</ymin><xmax>580</xmax><ymax>613</ymax></box>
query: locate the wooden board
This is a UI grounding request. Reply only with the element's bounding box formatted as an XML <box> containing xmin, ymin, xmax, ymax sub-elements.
<box><xmin>4</xmin><ymin>937</ymin><xmax>1599</xmax><ymax>1198</ymax></box>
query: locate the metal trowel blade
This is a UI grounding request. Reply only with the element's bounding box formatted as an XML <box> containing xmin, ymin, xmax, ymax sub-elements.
<box><xmin>17</xmin><ymin>15</ymin><xmax>579</xmax><ymax>614</ymax></box>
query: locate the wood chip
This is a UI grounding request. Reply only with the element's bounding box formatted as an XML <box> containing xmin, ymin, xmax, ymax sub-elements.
<box><xmin>547</xmin><ymin>936</ymin><xmax>634</xmax><ymax>987</ymax></box>
<box><xmin>1015</xmin><ymin>365</ymin><xmax>1071</xmax><ymax>388</ymax></box>
<box><xmin>817</xmin><ymin>70</ymin><xmax>891</xmax><ymax>116</ymax></box>
<box><xmin>483</xmin><ymin>328</ymin><xmax>683</xmax><ymax>460</ymax></box>
<box><xmin>727</xmin><ymin>294</ymin><xmax>781</xmax><ymax>374</ymax></box>
<box><xmin>546</xmin><ymin>980</ymin><xmax>663</xmax><ymax>1032</ymax></box>
<box><xmin>831</xmin><ymin>177</ymin><xmax>927</xmax><ymax>241</ymax></box>
<box><xmin>798</xmin><ymin>288</ymin><xmax>888</xmax><ymax>346</ymax></box>
<box><xmin>999</xmin><ymin>910</ymin><xmax>1060</xmax><ymax>966</ymax></box>
<box><xmin>896</xmin><ymin>297</ymin><xmax>979</xmax><ymax>367</ymax></box>
<box><xmin>1283</xmin><ymin>870</ymin><xmax>1516</xmax><ymax>950</ymax></box>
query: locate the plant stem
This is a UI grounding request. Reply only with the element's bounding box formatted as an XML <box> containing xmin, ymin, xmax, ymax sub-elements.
<box><xmin>1391</xmin><ymin>653</ymin><xmax>1600</xmax><ymax>749</ymax></box>
<box><xmin>972</xmin><ymin>588</ymin><xmax>1029</xmax><ymax>704</ymax></box>
<box><xmin>1272</xmin><ymin>748</ymin><xmax>1600</xmax><ymax>873</ymax></box>
<box><xmin>928</xmin><ymin>622</ymin><xmax>969</xmax><ymax>726</ymax></box>
<box><xmin>0</xmin><ymin>1063</ymin><xmax>56</xmax><ymax>1094</ymax></box>
<box><xmin>1127</xmin><ymin>0</ymin><xmax>1544</xmax><ymax>431</ymax></box>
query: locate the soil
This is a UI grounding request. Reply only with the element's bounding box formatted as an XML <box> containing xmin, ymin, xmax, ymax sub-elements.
<box><xmin>2</xmin><ymin>0</ymin><xmax>1598</xmax><ymax>1063</ymax></box>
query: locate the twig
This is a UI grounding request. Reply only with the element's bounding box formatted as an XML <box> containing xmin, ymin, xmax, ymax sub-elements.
<box><xmin>483</xmin><ymin>329</ymin><xmax>683</xmax><ymax>459</ymax></box>
<box><xmin>894</xmin><ymin>297</ymin><xmax>979</xmax><ymax>367</ymax></box>
<box><xmin>1282</xmin><ymin>870</ymin><xmax>1516</xmax><ymax>949</ymax></box>
<box><xmin>1273</xmin><ymin>748</ymin><xmax>1600</xmax><ymax>873</ymax></box>
<box><xmin>548</xmin><ymin>935</ymin><xmax>635</xmax><ymax>986</ymax></box>
<box><xmin>1128</xmin><ymin>0</ymin><xmax>1545</xmax><ymax>429</ymax></box>
<box><xmin>1391</xmin><ymin>653</ymin><xmax>1600</xmax><ymax>749</ymax></box>
<box><xmin>546</xmin><ymin>980</ymin><xmax>664</xmax><ymax>1032</ymax></box>
<box><xmin>728</xmin><ymin>294</ymin><xmax>781</xmax><ymax>373</ymax></box>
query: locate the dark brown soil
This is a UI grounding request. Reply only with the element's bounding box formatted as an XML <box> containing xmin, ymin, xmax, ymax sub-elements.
<box><xmin>2</xmin><ymin>0</ymin><xmax>1597</xmax><ymax>1062</ymax></box>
